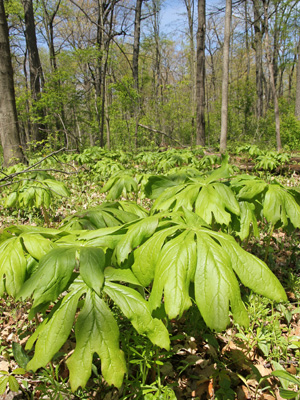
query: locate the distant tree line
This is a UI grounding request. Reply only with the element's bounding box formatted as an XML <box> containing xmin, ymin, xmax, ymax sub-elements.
<box><xmin>1</xmin><ymin>0</ymin><xmax>300</xmax><ymax>165</ymax></box>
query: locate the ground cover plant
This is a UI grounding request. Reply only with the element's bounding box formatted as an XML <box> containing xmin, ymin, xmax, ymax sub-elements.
<box><xmin>0</xmin><ymin>146</ymin><xmax>299</xmax><ymax>399</ymax></box>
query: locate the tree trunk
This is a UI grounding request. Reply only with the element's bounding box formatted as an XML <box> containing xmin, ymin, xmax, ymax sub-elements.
<box><xmin>295</xmin><ymin>38</ymin><xmax>300</xmax><ymax>119</ymax></box>
<box><xmin>196</xmin><ymin>0</ymin><xmax>206</xmax><ymax>146</ymax></box>
<box><xmin>21</xmin><ymin>0</ymin><xmax>46</xmax><ymax>143</ymax></box>
<box><xmin>0</xmin><ymin>0</ymin><xmax>26</xmax><ymax>166</ymax></box>
<box><xmin>220</xmin><ymin>0</ymin><xmax>232</xmax><ymax>153</ymax></box>
<box><xmin>252</xmin><ymin>0</ymin><xmax>264</xmax><ymax>119</ymax></box>
<box><xmin>183</xmin><ymin>0</ymin><xmax>196</xmax><ymax>144</ymax></box>
<box><xmin>263</xmin><ymin>0</ymin><xmax>282</xmax><ymax>151</ymax></box>
<box><xmin>133</xmin><ymin>0</ymin><xmax>143</xmax><ymax>149</ymax></box>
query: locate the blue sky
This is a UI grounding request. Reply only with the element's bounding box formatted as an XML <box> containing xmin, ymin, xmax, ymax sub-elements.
<box><xmin>160</xmin><ymin>0</ymin><xmax>224</xmax><ymax>35</ymax></box>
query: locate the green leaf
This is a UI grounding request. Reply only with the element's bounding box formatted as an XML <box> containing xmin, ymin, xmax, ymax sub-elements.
<box><xmin>26</xmin><ymin>287</ymin><xmax>84</xmax><ymax>372</ymax></box>
<box><xmin>12</xmin><ymin>342</ymin><xmax>30</xmax><ymax>369</ymax></box>
<box><xmin>104</xmin><ymin>267</ymin><xmax>142</xmax><ymax>286</ymax></box>
<box><xmin>144</xmin><ymin>175</ymin><xmax>182</xmax><ymax>199</ymax></box>
<box><xmin>235</xmin><ymin>201</ymin><xmax>259</xmax><ymax>240</ymax></box>
<box><xmin>233</xmin><ymin>178</ymin><xmax>267</xmax><ymax>200</ymax></box>
<box><xmin>0</xmin><ymin>376</ymin><xmax>8</xmax><ymax>395</ymax></box>
<box><xmin>194</xmin><ymin>184</ymin><xmax>235</xmax><ymax>225</ymax></box>
<box><xmin>8</xmin><ymin>375</ymin><xmax>19</xmax><ymax>392</ymax></box>
<box><xmin>21</xmin><ymin>233</ymin><xmax>54</xmax><ymax>260</ymax></box>
<box><xmin>17</xmin><ymin>247</ymin><xmax>77</xmax><ymax>307</ymax></box>
<box><xmin>272</xmin><ymin>370</ymin><xmax>300</xmax><ymax>386</ymax></box>
<box><xmin>208</xmin><ymin>230</ymin><xmax>287</xmax><ymax>302</ymax></box>
<box><xmin>5</xmin><ymin>192</ymin><xmax>18</xmax><ymax>207</ymax></box>
<box><xmin>278</xmin><ymin>388</ymin><xmax>299</xmax><ymax>399</ymax></box>
<box><xmin>132</xmin><ymin>226</ymin><xmax>178</xmax><ymax>286</ymax></box>
<box><xmin>113</xmin><ymin>216</ymin><xmax>159</xmax><ymax>264</ymax></box>
<box><xmin>104</xmin><ymin>281</ymin><xmax>170</xmax><ymax>350</ymax></box>
<box><xmin>79</xmin><ymin>247</ymin><xmax>105</xmax><ymax>296</ymax></box>
<box><xmin>0</xmin><ymin>238</ymin><xmax>26</xmax><ymax>296</ymax></box>
<box><xmin>148</xmin><ymin>231</ymin><xmax>196</xmax><ymax>319</ymax></box>
<box><xmin>194</xmin><ymin>233</ymin><xmax>237</xmax><ymax>331</ymax></box>
<box><xmin>67</xmin><ymin>290</ymin><xmax>126</xmax><ymax>391</ymax></box>
<box><xmin>43</xmin><ymin>179</ymin><xmax>71</xmax><ymax>197</ymax></box>
<box><xmin>263</xmin><ymin>185</ymin><xmax>300</xmax><ymax>228</ymax></box>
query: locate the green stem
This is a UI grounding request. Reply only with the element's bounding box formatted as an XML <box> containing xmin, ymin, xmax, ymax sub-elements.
<box><xmin>264</xmin><ymin>224</ymin><xmax>275</xmax><ymax>264</ymax></box>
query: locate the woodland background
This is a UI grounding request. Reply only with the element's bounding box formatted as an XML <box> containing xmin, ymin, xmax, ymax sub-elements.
<box><xmin>1</xmin><ymin>0</ymin><xmax>300</xmax><ymax>164</ymax></box>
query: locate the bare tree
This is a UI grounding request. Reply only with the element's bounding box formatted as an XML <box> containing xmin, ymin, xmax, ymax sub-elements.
<box><xmin>220</xmin><ymin>0</ymin><xmax>232</xmax><ymax>153</ymax></box>
<box><xmin>0</xmin><ymin>0</ymin><xmax>26</xmax><ymax>166</ymax></box>
<box><xmin>133</xmin><ymin>0</ymin><xmax>143</xmax><ymax>148</ymax></box>
<box><xmin>196</xmin><ymin>0</ymin><xmax>206</xmax><ymax>146</ymax></box>
<box><xmin>263</xmin><ymin>0</ymin><xmax>281</xmax><ymax>151</ymax></box>
<box><xmin>252</xmin><ymin>0</ymin><xmax>264</xmax><ymax>119</ymax></box>
<box><xmin>295</xmin><ymin>38</ymin><xmax>300</xmax><ymax>120</ymax></box>
<box><xmin>21</xmin><ymin>0</ymin><xmax>46</xmax><ymax>143</ymax></box>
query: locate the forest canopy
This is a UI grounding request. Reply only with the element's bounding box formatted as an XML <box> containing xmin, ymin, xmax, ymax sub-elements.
<box><xmin>0</xmin><ymin>0</ymin><xmax>300</xmax><ymax>164</ymax></box>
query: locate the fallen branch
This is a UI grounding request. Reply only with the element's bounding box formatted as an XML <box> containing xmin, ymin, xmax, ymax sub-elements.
<box><xmin>0</xmin><ymin>148</ymin><xmax>68</xmax><ymax>183</ymax></box>
<box><xmin>138</xmin><ymin>124</ymin><xmax>186</xmax><ymax>148</ymax></box>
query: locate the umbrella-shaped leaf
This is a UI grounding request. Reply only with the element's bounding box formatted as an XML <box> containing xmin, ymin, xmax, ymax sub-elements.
<box><xmin>235</xmin><ymin>201</ymin><xmax>259</xmax><ymax>240</ymax></box>
<box><xmin>194</xmin><ymin>233</ymin><xmax>236</xmax><ymax>331</ymax></box>
<box><xmin>21</xmin><ymin>233</ymin><xmax>54</xmax><ymax>260</ymax></box>
<box><xmin>43</xmin><ymin>179</ymin><xmax>70</xmax><ymax>197</ymax></box>
<box><xmin>132</xmin><ymin>226</ymin><xmax>178</xmax><ymax>286</ymax></box>
<box><xmin>0</xmin><ymin>238</ymin><xmax>26</xmax><ymax>296</ymax></box>
<box><xmin>17</xmin><ymin>247</ymin><xmax>77</xmax><ymax>307</ymax></box>
<box><xmin>104</xmin><ymin>267</ymin><xmax>142</xmax><ymax>286</ymax></box>
<box><xmin>208</xmin><ymin>230</ymin><xmax>287</xmax><ymax>302</ymax></box>
<box><xmin>263</xmin><ymin>185</ymin><xmax>300</xmax><ymax>228</ymax></box>
<box><xmin>26</xmin><ymin>286</ymin><xmax>84</xmax><ymax>372</ymax></box>
<box><xmin>148</xmin><ymin>231</ymin><xmax>196</xmax><ymax>319</ymax></box>
<box><xmin>113</xmin><ymin>216</ymin><xmax>159</xmax><ymax>264</ymax></box>
<box><xmin>66</xmin><ymin>290</ymin><xmax>126</xmax><ymax>391</ymax></box>
<box><xmin>103</xmin><ymin>281</ymin><xmax>170</xmax><ymax>350</ymax></box>
<box><xmin>194</xmin><ymin>184</ymin><xmax>234</xmax><ymax>225</ymax></box>
<box><xmin>79</xmin><ymin>247</ymin><xmax>105</xmax><ymax>296</ymax></box>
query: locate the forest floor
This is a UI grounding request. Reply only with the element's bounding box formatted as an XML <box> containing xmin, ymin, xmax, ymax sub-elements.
<box><xmin>0</xmin><ymin>151</ymin><xmax>299</xmax><ymax>400</ymax></box>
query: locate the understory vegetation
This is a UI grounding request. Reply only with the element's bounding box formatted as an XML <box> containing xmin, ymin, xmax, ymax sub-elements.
<box><xmin>0</xmin><ymin>145</ymin><xmax>299</xmax><ymax>400</ymax></box>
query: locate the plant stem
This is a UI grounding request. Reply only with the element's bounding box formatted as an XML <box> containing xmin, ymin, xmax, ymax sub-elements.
<box><xmin>264</xmin><ymin>224</ymin><xmax>275</xmax><ymax>263</ymax></box>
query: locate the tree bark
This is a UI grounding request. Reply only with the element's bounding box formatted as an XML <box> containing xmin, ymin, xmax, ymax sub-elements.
<box><xmin>295</xmin><ymin>38</ymin><xmax>300</xmax><ymax>119</ymax></box>
<box><xmin>183</xmin><ymin>0</ymin><xmax>196</xmax><ymax>143</ymax></box>
<box><xmin>21</xmin><ymin>0</ymin><xmax>46</xmax><ymax>143</ymax></box>
<box><xmin>220</xmin><ymin>0</ymin><xmax>232</xmax><ymax>153</ymax></box>
<box><xmin>252</xmin><ymin>0</ymin><xmax>264</xmax><ymax>119</ymax></box>
<box><xmin>0</xmin><ymin>0</ymin><xmax>26</xmax><ymax>166</ymax></box>
<box><xmin>133</xmin><ymin>0</ymin><xmax>143</xmax><ymax>149</ymax></box>
<box><xmin>263</xmin><ymin>0</ymin><xmax>282</xmax><ymax>151</ymax></box>
<box><xmin>196</xmin><ymin>0</ymin><xmax>206</xmax><ymax>146</ymax></box>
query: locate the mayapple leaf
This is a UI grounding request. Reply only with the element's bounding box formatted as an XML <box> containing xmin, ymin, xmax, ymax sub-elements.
<box><xmin>104</xmin><ymin>267</ymin><xmax>142</xmax><ymax>286</ymax></box>
<box><xmin>208</xmin><ymin>230</ymin><xmax>287</xmax><ymax>302</ymax></box>
<box><xmin>43</xmin><ymin>179</ymin><xmax>71</xmax><ymax>197</ymax></box>
<box><xmin>5</xmin><ymin>192</ymin><xmax>18</xmax><ymax>207</ymax></box>
<box><xmin>79</xmin><ymin>247</ymin><xmax>105</xmax><ymax>296</ymax></box>
<box><xmin>113</xmin><ymin>216</ymin><xmax>159</xmax><ymax>264</ymax></box>
<box><xmin>67</xmin><ymin>290</ymin><xmax>126</xmax><ymax>391</ymax></box>
<box><xmin>17</xmin><ymin>247</ymin><xmax>77</xmax><ymax>307</ymax></box>
<box><xmin>131</xmin><ymin>226</ymin><xmax>178</xmax><ymax>286</ymax></box>
<box><xmin>144</xmin><ymin>175</ymin><xmax>180</xmax><ymax>199</ymax></box>
<box><xmin>21</xmin><ymin>233</ymin><xmax>54</xmax><ymax>260</ymax></box>
<box><xmin>194</xmin><ymin>233</ymin><xmax>235</xmax><ymax>331</ymax></box>
<box><xmin>263</xmin><ymin>185</ymin><xmax>300</xmax><ymax>228</ymax></box>
<box><xmin>104</xmin><ymin>281</ymin><xmax>170</xmax><ymax>350</ymax></box>
<box><xmin>148</xmin><ymin>231</ymin><xmax>196</xmax><ymax>319</ymax></box>
<box><xmin>235</xmin><ymin>201</ymin><xmax>259</xmax><ymax>240</ymax></box>
<box><xmin>0</xmin><ymin>238</ymin><xmax>26</xmax><ymax>297</ymax></box>
<box><xmin>194</xmin><ymin>184</ymin><xmax>234</xmax><ymax>225</ymax></box>
<box><xmin>151</xmin><ymin>184</ymin><xmax>187</xmax><ymax>213</ymax></box>
<box><xmin>101</xmin><ymin>174</ymin><xmax>138</xmax><ymax>200</ymax></box>
<box><xmin>26</xmin><ymin>287</ymin><xmax>84</xmax><ymax>372</ymax></box>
